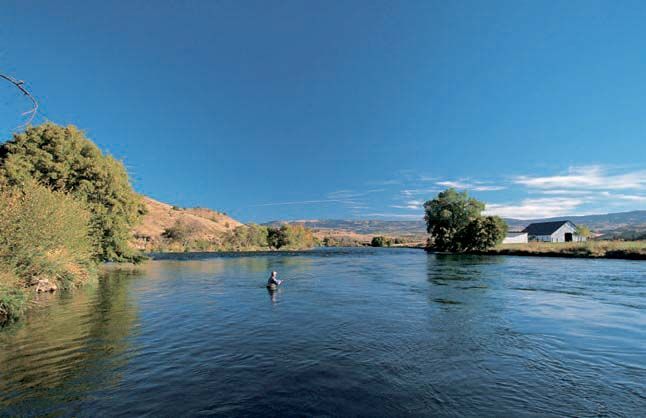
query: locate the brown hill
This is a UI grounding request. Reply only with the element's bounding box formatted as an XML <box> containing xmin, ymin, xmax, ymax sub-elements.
<box><xmin>131</xmin><ymin>196</ymin><xmax>243</xmax><ymax>251</ymax></box>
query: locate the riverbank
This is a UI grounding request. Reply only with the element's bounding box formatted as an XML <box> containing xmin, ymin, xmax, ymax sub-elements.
<box><xmin>473</xmin><ymin>241</ymin><xmax>646</xmax><ymax>260</ymax></box>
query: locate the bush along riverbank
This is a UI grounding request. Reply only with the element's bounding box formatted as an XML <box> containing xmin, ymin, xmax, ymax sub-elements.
<box><xmin>475</xmin><ymin>241</ymin><xmax>646</xmax><ymax>260</ymax></box>
<box><xmin>0</xmin><ymin>181</ymin><xmax>98</xmax><ymax>324</ymax></box>
<box><xmin>0</xmin><ymin>123</ymin><xmax>319</xmax><ymax>325</ymax></box>
<box><xmin>0</xmin><ymin>123</ymin><xmax>143</xmax><ymax>325</ymax></box>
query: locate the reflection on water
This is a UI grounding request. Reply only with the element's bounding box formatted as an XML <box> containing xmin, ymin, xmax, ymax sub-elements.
<box><xmin>0</xmin><ymin>271</ymin><xmax>140</xmax><ymax>414</ymax></box>
<box><xmin>267</xmin><ymin>287</ymin><xmax>282</xmax><ymax>304</ymax></box>
<box><xmin>1</xmin><ymin>248</ymin><xmax>645</xmax><ymax>416</ymax></box>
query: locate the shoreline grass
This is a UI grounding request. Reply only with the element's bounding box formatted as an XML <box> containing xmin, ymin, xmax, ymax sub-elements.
<box><xmin>476</xmin><ymin>241</ymin><xmax>646</xmax><ymax>260</ymax></box>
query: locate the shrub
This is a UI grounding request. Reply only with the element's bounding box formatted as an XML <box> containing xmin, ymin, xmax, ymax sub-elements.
<box><xmin>0</xmin><ymin>123</ymin><xmax>144</xmax><ymax>262</ymax></box>
<box><xmin>0</xmin><ymin>271</ymin><xmax>27</xmax><ymax>325</ymax></box>
<box><xmin>0</xmin><ymin>181</ymin><xmax>97</xmax><ymax>324</ymax></box>
<box><xmin>455</xmin><ymin>216</ymin><xmax>507</xmax><ymax>251</ymax></box>
<box><xmin>162</xmin><ymin>219</ymin><xmax>202</xmax><ymax>243</ymax></box>
<box><xmin>371</xmin><ymin>236</ymin><xmax>390</xmax><ymax>247</ymax></box>
<box><xmin>268</xmin><ymin>225</ymin><xmax>316</xmax><ymax>250</ymax></box>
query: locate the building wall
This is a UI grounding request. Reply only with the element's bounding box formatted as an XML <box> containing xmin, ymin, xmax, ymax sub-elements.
<box><xmin>529</xmin><ymin>223</ymin><xmax>587</xmax><ymax>242</ymax></box>
<box><xmin>532</xmin><ymin>234</ymin><xmax>554</xmax><ymax>242</ymax></box>
<box><xmin>551</xmin><ymin>223</ymin><xmax>586</xmax><ymax>242</ymax></box>
<box><xmin>503</xmin><ymin>233</ymin><xmax>528</xmax><ymax>244</ymax></box>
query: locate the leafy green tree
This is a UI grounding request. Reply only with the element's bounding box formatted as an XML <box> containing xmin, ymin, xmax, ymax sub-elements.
<box><xmin>423</xmin><ymin>188</ymin><xmax>507</xmax><ymax>252</ymax></box>
<box><xmin>267</xmin><ymin>227</ymin><xmax>286</xmax><ymax>249</ymax></box>
<box><xmin>371</xmin><ymin>236</ymin><xmax>390</xmax><ymax>247</ymax></box>
<box><xmin>423</xmin><ymin>188</ymin><xmax>485</xmax><ymax>251</ymax></box>
<box><xmin>267</xmin><ymin>224</ymin><xmax>316</xmax><ymax>249</ymax></box>
<box><xmin>224</xmin><ymin>224</ymin><xmax>269</xmax><ymax>250</ymax></box>
<box><xmin>0</xmin><ymin>123</ymin><xmax>144</xmax><ymax>261</ymax></box>
<box><xmin>576</xmin><ymin>224</ymin><xmax>591</xmax><ymax>239</ymax></box>
<box><xmin>455</xmin><ymin>216</ymin><xmax>507</xmax><ymax>251</ymax></box>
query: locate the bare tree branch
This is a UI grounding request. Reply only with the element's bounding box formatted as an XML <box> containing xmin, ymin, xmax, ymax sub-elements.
<box><xmin>0</xmin><ymin>73</ymin><xmax>39</xmax><ymax>128</ymax></box>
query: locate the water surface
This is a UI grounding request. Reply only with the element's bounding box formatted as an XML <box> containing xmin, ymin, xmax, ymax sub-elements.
<box><xmin>1</xmin><ymin>248</ymin><xmax>645</xmax><ymax>416</ymax></box>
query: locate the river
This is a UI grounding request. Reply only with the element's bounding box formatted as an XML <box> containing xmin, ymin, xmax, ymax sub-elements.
<box><xmin>1</xmin><ymin>248</ymin><xmax>644</xmax><ymax>416</ymax></box>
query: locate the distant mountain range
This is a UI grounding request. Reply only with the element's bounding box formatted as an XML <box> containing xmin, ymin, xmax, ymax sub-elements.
<box><xmin>503</xmin><ymin>210</ymin><xmax>646</xmax><ymax>234</ymax></box>
<box><xmin>264</xmin><ymin>210</ymin><xmax>646</xmax><ymax>239</ymax></box>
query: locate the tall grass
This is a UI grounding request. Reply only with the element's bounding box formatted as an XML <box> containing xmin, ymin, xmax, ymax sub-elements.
<box><xmin>0</xmin><ymin>181</ymin><xmax>97</xmax><ymax>324</ymax></box>
<box><xmin>487</xmin><ymin>241</ymin><xmax>646</xmax><ymax>259</ymax></box>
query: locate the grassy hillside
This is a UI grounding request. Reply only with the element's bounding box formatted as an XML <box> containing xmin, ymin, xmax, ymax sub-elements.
<box><xmin>266</xmin><ymin>210</ymin><xmax>646</xmax><ymax>241</ymax></box>
<box><xmin>131</xmin><ymin>197</ymin><xmax>243</xmax><ymax>252</ymax></box>
<box><xmin>504</xmin><ymin>210</ymin><xmax>646</xmax><ymax>236</ymax></box>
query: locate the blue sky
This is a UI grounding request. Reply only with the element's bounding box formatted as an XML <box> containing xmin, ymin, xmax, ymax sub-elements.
<box><xmin>2</xmin><ymin>1</ymin><xmax>645</xmax><ymax>222</ymax></box>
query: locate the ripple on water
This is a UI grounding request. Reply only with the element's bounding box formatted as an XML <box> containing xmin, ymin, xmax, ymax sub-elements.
<box><xmin>1</xmin><ymin>249</ymin><xmax>645</xmax><ymax>416</ymax></box>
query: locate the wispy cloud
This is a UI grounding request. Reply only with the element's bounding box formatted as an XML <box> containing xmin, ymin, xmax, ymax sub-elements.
<box><xmin>362</xmin><ymin>212</ymin><xmax>423</xmax><ymax>219</ymax></box>
<box><xmin>599</xmin><ymin>192</ymin><xmax>646</xmax><ymax>202</ymax></box>
<box><xmin>390</xmin><ymin>199</ymin><xmax>423</xmax><ymax>210</ymax></box>
<box><xmin>484</xmin><ymin>198</ymin><xmax>587</xmax><ymax>219</ymax></box>
<box><xmin>515</xmin><ymin>165</ymin><xmax>646</xmax><ymax>190</ymax></box>
<box><xmin>251</xmin><ymin>199</ymin><xmax>344</xmax><ymax>207</ymax></box>
<box><xmin>401</xmin><ymin>188</ymin><xmax>441</xmax><ymax>197</ymax></box>
<box><xmin>436</xmin><ymin>180</ymin><xmax>506</xmax><ymax>191</ymax></box>
<box><xmin>326</xmin><ymin>189</ymin><xmax>385</xmax><ymax>199</ymax></box>
<box><xmin>367</xmin><ymin>179</ymin><xmax>400</xmax><ymax>186</ymax></box>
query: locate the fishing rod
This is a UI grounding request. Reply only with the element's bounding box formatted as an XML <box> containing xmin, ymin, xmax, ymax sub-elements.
<box><xmin>1</xmin><ymin>72</ymin><xmax>39</xmax><ymax>128</ymax></box>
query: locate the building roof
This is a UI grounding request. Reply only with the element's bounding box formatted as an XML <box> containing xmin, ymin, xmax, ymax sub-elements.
<box><xmin>522</xmin><ymin>220</ymin><xmax>573</xmax><ymax>235</ymax></box>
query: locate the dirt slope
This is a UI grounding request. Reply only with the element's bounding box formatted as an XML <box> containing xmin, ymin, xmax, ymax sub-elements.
<box><xmin>131</xmin><ymin>196</ymin><xmax>243</xmax><ymax>250</ymax></box>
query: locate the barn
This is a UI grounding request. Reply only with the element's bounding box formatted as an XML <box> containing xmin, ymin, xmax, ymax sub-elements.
<box><xmin>522</xmin><ymin>220</ymin><xmax>585</xmax><ymax>243</ymax></box>
<box><xmin>502</xmin><ymin>232</ymin><xmax>528</xmax><ymax>244</ymax></box>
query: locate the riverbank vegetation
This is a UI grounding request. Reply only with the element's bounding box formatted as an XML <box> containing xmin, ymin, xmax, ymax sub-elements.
<box><xmin>482</xmin><ymin>241</ymin><xmax>646</xmax><ymax>260</ymax></box>
<box><xmin>154</xmin><ymin>223</ymin><xmax>317</xmax><ymax>252</ymax></box>
<box><xmin>424</xmin><ymin>188</ymin><xmax>507</xmax><ymax>252</ymax></box>
<box><xmin>0</xmin><ymin>123</ymin><xmax>142</xmax><ymax>324</ymax></box>
<box><xmin>0</xmin><ymin>181</ymin><xmax>97</xmax><ymax>324</ymax></box>
<box><xmin>0</xmin><ymin>123</ymin><xmax>144</xmax><ymax>262</ymax></box>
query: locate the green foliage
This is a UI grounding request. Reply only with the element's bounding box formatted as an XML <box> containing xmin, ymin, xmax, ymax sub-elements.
<box><xmin>224</xmin><ymin>224</ymin><xmax>269</xmax><ymax>250</ymax></box>
<box><xmin>267</xmin><ymin>225</ymin><xmax>316</xmax><ymax>250</ymax></box>
<box><xmin>322</xmin><ymin>236</ymin><xmax>365</xmax><ymax>247</ymax></box>
<box><xmin>0</xmin><ymin>123</ymin><xmax>144</xmax><ymax>262</ymax></box>
<box><xmin>424</xmin><ymin>188</ymin><xmax>506</xmax><ymax>252</ymax></box>
<box><xmin>0</xmin><ymin>181</ymin><xmax>97</xmax><ymax>324</ymax></box>
<box><xmin>576</xmin><ymin>224</ymin><xmax>591</xmax><ymax>239</ymax></box>
<box><xmin>0</xmin><ymin>272</ymin><xmax>27</xmax><ymax>325</ymax></box>
<box><xmin>371</xmin><ymin>236</ymin><xmax>391</xmax><ymax>247</ymax></box>
<box><xmin>162</xmin><ymin>219</ymin><xmax>202</xmax><ymax>243</ymax></box>
<box><xmin>455</xmin><ymin>216</ymin><xmax>508</xmax><ymax>251</ymax></box>
<box><xmin>424</xmin><ymin>188</ymin><xmax>485</xmax><ymax>251</ymax></box>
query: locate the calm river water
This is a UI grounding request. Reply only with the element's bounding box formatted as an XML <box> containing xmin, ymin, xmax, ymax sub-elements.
<box><xmin>1</xmin><ymin>248</ymin><xmax>645</xmax><ymax>416</ymax></box>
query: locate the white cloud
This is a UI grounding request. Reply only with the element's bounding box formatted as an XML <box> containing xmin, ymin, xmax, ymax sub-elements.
<box><xmin>326</xmin><ymin>189</ymin><xmax>384</xmax><ymax>199</ymax></box>
<box><xmin>472</xmin><ymin>185</ymin><xmax>507</xmax><ymax>191</ymax></box>
<box><xmin>362</xmin><ymin>213</ymin><xmax>423</xmax><ymax>219</ymax></box>
<box><xmin>436</xmin><ymin>180</ymin><xmax>506</xmax><ymax>192</ymax></box>
<box><xmin>515</xmin><ymin>165</ymin><xmax>646</xmax><ymax>190</ymax></box>
<box><xmin>436</xmin><ymin>180</ymin><xmax>470</xmax><ymax>189</ymax></box>
<box><xmin>599</xmin><ymin>192</ymin><xmax>646</xmax><ymax>202</ymax></box>
<box><xmin>252</xmin><ymin>199</ymin><xmax>344</xmax><ymax>207</ymax></box>
<box><xmin>537</xmin><ymin>189</ymin><xmax>594</xmax><ymax>195</ymax></box>
<box><xmin>401</xmin><ymin>188</ymin><xmax>440</xmax><ymax>197</ymax></box>
<box><xmin>484</xmin><ymin>198</ymin><xmax>587</xmax><ymax>219</ymax></box>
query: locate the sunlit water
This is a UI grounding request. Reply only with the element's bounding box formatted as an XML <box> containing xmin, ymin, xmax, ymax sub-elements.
<box><xmin>1</xmin><ymin>248</ymin><xmax>645</xmax><ymax>416</ymax></box>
